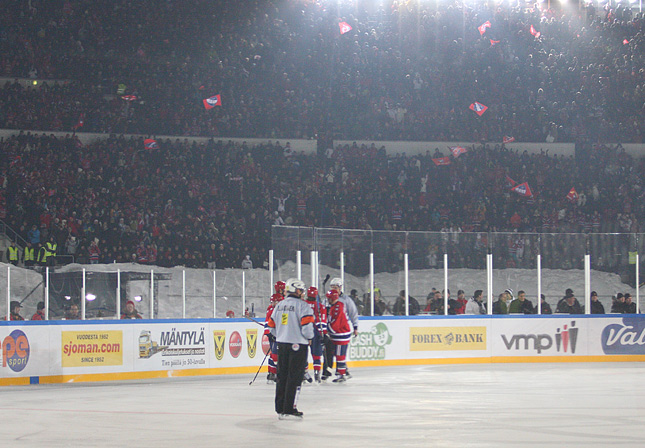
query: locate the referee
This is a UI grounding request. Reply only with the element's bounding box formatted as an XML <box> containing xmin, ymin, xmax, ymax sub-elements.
<box><xmin>268</xmin><ymin>278</ymin><xmax>314</xmax><ymax>420</ymax></box>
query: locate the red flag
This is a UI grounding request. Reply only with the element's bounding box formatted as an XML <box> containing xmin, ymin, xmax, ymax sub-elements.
<box><xmin>9</xmin><ymin>156</ymin><xmax>21</xmax><ymax>167</ymax></box>
<box><xmin>144</xmin><ymin>139</ymin><xmax>159</xmax><ymax>150</ymax></box>
<box><xmin>203</xmin><ymin>94</ymin><xmax>222</xmax><ymax>109</ymax></box>
<box><xmin>623</xmin><ymin>39</ymin><xmax>630</xmax><ymax>45</ymax></box>
<box><xmin>490</xmin><ymin>39</ymin><xmax>500</xmax><ymax>46</ymax></box>
<box><xmin>449</xmin><ymin>146</ymin><xmax>467</xmax><ymax>158</ymax></box>
<box><xmin>566</xmin><ymin>187</ymin><xmax>578</xmax><ymax>203</ymax></box>
<box><xmin>469</xmin><ymin>102</ymin><xmax>488</xmax><ymax>116</ymax></box>
<box><xmin>511</xmin><ymin>182</ymin><xmax>533</xmax><ymax>198</ymax></box>
<box><xmin>505</xmin><ymin>174</ymin><xmax>517</xmax><ymax>188</ymax></box>
<box><xmin>74</xmin><ymin>113</ymin><xmax>85</xmax><ymax>130</ymax></box>
<box><xmin>503</xmin><ymin>135</ymin><xmax>515</xmax><ymax>144</ymax></box>
<box><xmin>122</xmin><ymin>95</ymin><xmax>137</xmax><ymax>101</ymax></box>
<box><xmin>339</xmin><ymin>22</ymin><xmax>352</xmax><ymax>35</ymax></box>
<box><xmin>478</xmin><ymin>21</ymin><xmax>491</xmax><ymax>35</ymax></box>
<box><xmin>433</xmin><ymin>157</ymin><xmax>452</xmax><ymax>166</ymax></box>
<box><xmin>530</xmin><ymin>25</ymin><xmax>541</xmax><ymax>38</ymax></box>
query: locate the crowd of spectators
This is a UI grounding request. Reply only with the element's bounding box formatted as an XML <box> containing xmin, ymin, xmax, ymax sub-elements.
<box><xmin>0</xmin><ymin>0</ymin><xmax>643</xmax><ymax>142</ymax></box>
<box><xmin>2</xmin><ymin>131</ymin><xmax>645</xmax><ymax>272</ymax></box>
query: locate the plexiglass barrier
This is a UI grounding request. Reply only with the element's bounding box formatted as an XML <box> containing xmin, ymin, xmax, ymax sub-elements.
<box><xmin>272</xmin><ymin>227</ymin><xmax>644</xmax><ymax>316</ymax></box>
<box><xmin>0</xmin><ymin>229</ymin><xmax>642</xmax><ymax>321</ymax></box>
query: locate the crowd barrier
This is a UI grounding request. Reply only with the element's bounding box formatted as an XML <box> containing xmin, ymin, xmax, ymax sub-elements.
<box><xmin>1</xmin><ymin>315</ymin><xmax>644</xmax><ymax>386</ymax></box>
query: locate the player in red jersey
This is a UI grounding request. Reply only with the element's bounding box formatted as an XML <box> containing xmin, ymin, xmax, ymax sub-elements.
<box><xmin>326</xmin><ymin>289</ymin><xmax>352</xmax><ymax>383</ymax></box>
<box><xmin>303</xmin><ymin>286</ymin><xmax>327</xmax><ymax>383</ymax></box>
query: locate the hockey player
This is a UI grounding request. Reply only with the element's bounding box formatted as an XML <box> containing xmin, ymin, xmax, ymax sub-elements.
<box><xmin>264</xmin><ymin>292</ymin><xmax>283</xmax><ymax>383</ymax></box>
<box><xmin>326</xmin><ymin>289</ymin><xmax>352</xmax><ymax>383</ymax></box>
<box><xmin>274</xmin><ymin>280</ymin><xmax>286</xmax><ymax>299</ymax></box>
<box><xmin>323</xmin><ymin>277</ymin><xmax>358</xmax><ymax>380</ymax></box>
<box><xmin>303</xmin><ymin>286</ymin><xmax>327</xmax><ymax>383</ymax></box>
<box><xmin>268</xmin><ymin>278</ymin><xmax>314</xmax><ymax>420</ymax></box>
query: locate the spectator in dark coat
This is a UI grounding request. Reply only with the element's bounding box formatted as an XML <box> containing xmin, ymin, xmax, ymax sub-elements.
<box><xmin>590</xmin><ymin>291</ymin><xmax>605</xmax><ymax>314</ymax></box>
<box><xmin>556</xmin><ymin>293</ymin><xmax>583</xmax><ymax>314</ymax></box>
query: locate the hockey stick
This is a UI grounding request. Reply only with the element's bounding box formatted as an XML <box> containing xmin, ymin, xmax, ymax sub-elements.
<box><xmin>243</xmin><ymin>314</ymin><xmax>265</xmax><ymax>327</ymax></box>
<box><xmin>249</xmin><ymin>350</ymin><xmax>270</xmax><ymax>385</ymax></box>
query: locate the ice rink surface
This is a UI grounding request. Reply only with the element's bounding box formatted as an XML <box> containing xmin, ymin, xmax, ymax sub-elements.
<box><xmin>1</xmin><ymin>362</ymin><xmax>644</xmax><ymax>448</ymax></box>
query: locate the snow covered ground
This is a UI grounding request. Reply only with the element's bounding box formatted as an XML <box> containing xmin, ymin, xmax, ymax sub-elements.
<box><xmin>0</xmin><ymin>260</ymin><xmax>641</xmax><ymax>320</ymax></box>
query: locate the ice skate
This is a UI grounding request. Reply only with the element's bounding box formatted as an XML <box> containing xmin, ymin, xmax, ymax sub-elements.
<box><xmin>267</xmin><ymin>372</ymin><xmax>276</xmax><ymax>384</ymax></box>
<box><xmin>303</xmin><ymin>371</ymin><xmax>313</xmax><ymax>384</ymax></box>
<box><xmin>279</xmin><ymin>410</ymin><xmax>304</xmax><ymax>420</ymax></box>
<box><xmin>332</xmin><ymin>374</ymin><xmax>346</xmax><ymax>383</ymax></box>
<box><xmin>314</xmin><ymin>371</ymin><xmax>321</xmax><ymax>383</ymax></box>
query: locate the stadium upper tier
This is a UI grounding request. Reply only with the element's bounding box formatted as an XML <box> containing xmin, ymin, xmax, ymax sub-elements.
<box><xmin>0</xmin><ymin>0</ymin><xmax>643</xmax><ymax>142</ymax></box>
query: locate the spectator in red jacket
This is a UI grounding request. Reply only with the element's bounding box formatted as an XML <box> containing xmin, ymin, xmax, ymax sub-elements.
<box><xmin>121</xmin><ymin>301</ymin><xmax>142</xmax><ymax>319</ymax></box>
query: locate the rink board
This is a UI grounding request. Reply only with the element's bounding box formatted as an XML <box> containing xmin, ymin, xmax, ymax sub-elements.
<box><xmin>1</xmin><ymin>315</ymin><xmax>644</xmax><ymax>385</ymax></box>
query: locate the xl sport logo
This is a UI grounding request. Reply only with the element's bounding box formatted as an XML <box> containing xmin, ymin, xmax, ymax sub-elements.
<box><xmin>601</xmin><ymin>318</ymin><xmax>645</xmax><ymax>355</ymax></box>
<box><xmin>2</xmin><ymin>329</ymin><xmax>30</xmax><ymax>372</ymax></box>
<box><xmin>501</xmin><ymin>321</ymin><xmax>578</xmax><ymax>354</ymax></box>
<box><xmin>349</xmin><ymin>323</ymin><xmax>392</xmax><ymax>360</ymax></box>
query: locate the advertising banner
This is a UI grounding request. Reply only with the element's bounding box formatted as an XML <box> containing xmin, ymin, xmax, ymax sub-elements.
<box><xmin>61</xmin><ymin>330</ymin><xmax>123</xmax><ymax>367</ymax></box>
<box><xmin>492</xmin><ymin>318</ymin><xmax>586</xmax><ymax>357</ymax></box>
<box><xmin>134</xmin><ymin>324</ymin><xmax>208</xmax><ymax>371</ymax></box>
<box><xmin>2</xmin><ymin>315</ymin><xmax>645</xmax><ymax>385</ymax></box>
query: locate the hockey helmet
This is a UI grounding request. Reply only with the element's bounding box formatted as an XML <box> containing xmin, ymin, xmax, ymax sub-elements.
<box><xmin>326</xmin><ymin>289</ymin><xmax>340</xmax><ymax>302</ymax></box>
<box><xmin>329</xmin><ymin>277</ymin><xmax>343</xmax><ymax>288</ymax></box>
<box><xmin>270</xmin><ymin>293</ymin><xmax>283</xmax><ymax>303</ymax></box>
<box><xmin>307</xmin><ymin>286</ymin><xmax>318</xmax><ymax>299</ymax></box>
<box><xmin>274</xmin><ymin>280</ymin><xmax>286</xmax><ymax>293</ymax></box>
<box><xmin>285</xmin><ymin>278</ymin><xmax>306</xmax><ymax>294</ymax></box>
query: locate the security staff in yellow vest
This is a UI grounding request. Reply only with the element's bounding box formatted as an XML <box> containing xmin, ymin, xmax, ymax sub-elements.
<box><xmin>6</xmin><ymin>241</ymin><xmax>19</xmax><ymax>266</ymax></box>
<box><xmin>23</xmin><ymin>242</ymin><xmax>36</xmax><ymax>268</ymax></box>
<box><xmin>44</xmin><ymin>236</ymin><xmax>57</xmax><ymax>267</ymax></box>
<box><xmin>37</xmin><ymin>243</ymin><xmax>47</xmax><ymax>267</ymax></box>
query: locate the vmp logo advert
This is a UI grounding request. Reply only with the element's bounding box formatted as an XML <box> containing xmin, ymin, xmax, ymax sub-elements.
<box><xmin>1</xmin><ymin>329</ymin><xmax>30</xmax><ymax>372</ymax></box>
<box><xmin>601</xmin><ymin>317</ymin><xmax>645</xmax><ymax>355</ymax></box>
<box><xmin>501</xmin><ymin>321</ymin><xmax>578</xmax><ymax>354</ymax></box>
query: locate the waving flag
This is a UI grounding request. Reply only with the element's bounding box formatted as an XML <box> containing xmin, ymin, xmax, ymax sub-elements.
<box><xmin>505</xmin><ymin>174</ymin><xmax>517</xmax><ymax>188</ymax></box>
<box><xmin>73</xmin><ymin>113</ymin><xmax>85</xmax><ymax>130</ymax></box>
<box><xmin>339</xmin><ymin>22</ymin><xmax>352</xmax><ymax>35</ymax></box>
<box><xmin>530</xmin><ymin>25</ymin><xmax>541</xmax><ymax>38</ymax></box>
<box><xmin>203</xmin><ymin>94</ymin><xmax>222</xmax><ymax>109</ymax></box>
<box><xmin>9</xmin><ymin>156</ymin><xmax>21</xmax><ymax>167</ymax></box>
<box><xmin>511</xmin><ymin>182</ymin><xmax>533</xmax><ymax>198</ymax></box>
<box><xmin>503</xmin><ymin>135</ymin><xmax>515</xmax><ymax>144</ymax></box>
<box><xmin>478</xmin><ymin>21</ymin><xmax>491</xmax><ymax>36</ymax></box>
<box><xmin>433</xmin><ymin>157</ymin><xmax>452</xmax><ymax>166</ymax></box>
<box><xmin>566</xmin><ymin>187</ymin><xmax>578</xmax><ymax>203</ymax></box>
<box><xmin>490</xmin><ymin>39</ymin><xmax>500</xmax><ymax>46</ymax></box>
<box><xmin>469</xmin><ymin>102</ymin><xmax>488</xmax><ymax>116</ymax></box>
<box><xmin>449</xmin><ymin>146</ymin><xmax>467</xmax><ymax>158</ymax></box>
<box><xmin>144</xmin><ymin>139</ymin><xmax>159</xmax><ymax>150</ymax></box>
<box><xmin>122</xmin><ymin>95</ymin><xmax>137</xmax><ymax>101</ymax></box>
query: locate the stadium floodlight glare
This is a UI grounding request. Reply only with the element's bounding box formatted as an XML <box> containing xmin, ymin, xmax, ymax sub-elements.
<box><xmin>134</xmin><ymin>295</ymin><xmax>142</xmax><ymax>302</ymax></box>
<box><xmin>86</xmin><ymin>293</ymin><xmax>96</xmax><ymax>302</ymax></box>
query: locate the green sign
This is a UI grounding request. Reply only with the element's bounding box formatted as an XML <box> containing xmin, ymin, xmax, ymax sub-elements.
<box><xmin>349</xmin><ymin>322</ymin><xmax>393</xmax><ymax>360</ymax></box>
